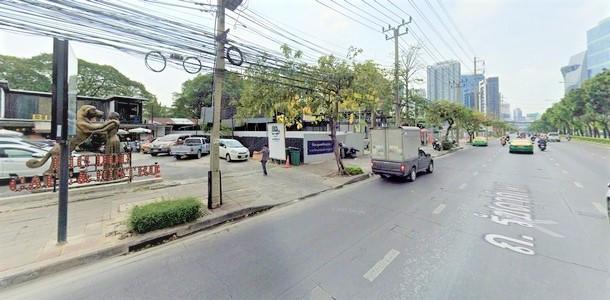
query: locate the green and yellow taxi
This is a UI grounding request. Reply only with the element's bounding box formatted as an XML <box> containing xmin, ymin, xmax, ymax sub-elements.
<box><xmin>472</xmin><ymin>136</ymin><xmax>488</xmax><ymax>146</ymax></box>
<box><xmin>509</xmin><ymin>138</ymin><xmax>534</xmax><ymax>154</ymax></box>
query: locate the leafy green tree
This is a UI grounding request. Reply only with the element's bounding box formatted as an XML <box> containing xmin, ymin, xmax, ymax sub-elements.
<box><xmin>0</xmin><ymin>53</ymin><xmax>171</xmax><ymax>118</ymax></box>
<box><xmin>425</xmin><ymin>100</ymin><xmax>466</xmax><ymax>141</ymax></box>
<box><xmin>460</xmin><ymin>109</ymin><xmax>487</xmax><ymax>142</ymax></box>
<box><xmin>173</xmin><ymin>71</ymin><xmax>243</xmax><ymax>119</ymax></box>
<box><xmin>352</xmin><ymin>60</ymin><xmax>392</xmax><ymax>129</ymax></box>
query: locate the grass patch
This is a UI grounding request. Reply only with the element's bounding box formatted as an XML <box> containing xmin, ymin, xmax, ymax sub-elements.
<box><xmin>345</xmin><ymin>165</ymin><xmax>364</xmax><ymax>176</ymax></box>
<box><xmin>572</xmin><ymin>136</ymin><xmax>610</xmax><ymax>145</ymax></box>
<box><xmin>129</xmin><ymin>197</ymin><xmax>202</xmax><ymax>234</ymax></box>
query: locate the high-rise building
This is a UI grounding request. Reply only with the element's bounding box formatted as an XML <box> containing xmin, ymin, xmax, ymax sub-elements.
<box><xmin>485</xmin><ymin>77</ymin><xmax>500</xmax><ymax>119</ymax></box>
<box><xmin>427</xmin><ymin>60</ymin><xmax>462</xmax><ymax>103</ymax></box>
<box><xmin>561</xmin><ymin>52</ymin><xmax>588</xmax><ymax>93</ymax></box>
<box><xmin>461</xmin><ymin>74</ymin><xmax>485</xmax><ymax>109</ymax></box>
<box><xmin>526</xmin><ymin>112</ymin><xmax>540</xmax><ymax>121</ymax></box>
<box><xmin>513</xmin><ymin>108</ymin><xmax>523</xmax><ymax>122</ymax></box>
<box><xmin>501</xmin><ymin>102</ymin><xmax>511</xmax><ymax>121</ymax></box>
<box><xmin>478</xmin><ymin>79</ymin><xmax>486</xmax><ymax>114</ymax></box>
<box><xmin>561</xmin><ymin>17</ymin><xmax>610</xmax><ymax>94</ymax></box>
<box><xmin>587</xmin><ymin>17</ymin><xmax>610</xmax><ymax>78</ymax></box>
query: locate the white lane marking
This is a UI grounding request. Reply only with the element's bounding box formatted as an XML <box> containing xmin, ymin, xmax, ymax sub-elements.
<box><xmin>549</xmin><ymin>157</ymin><xmax>554</xmax><ymax>161</ymax></box>
<box><xmin>363</xmin><ymin>249</ymin><xmax>400</xmax><ymax>282</ymax></box>
<box><xmin>554</xmin><ymin>163</ymin><xmax>560</xmax><ymax>167</ymax></box>
<box><xmin>433</xmin><ymin>204</ymin><xmax>446</xmax><ymax>214</ymax></box>
<box><xmin>573</xmin><ymin>181</ymin><xmax>584</xmax><ymax>188</ymax></box>
<box><xmin>482</xmin><ymin>164</ymin><xmax>487</xmax><ymax>168</ymax></box>
<box><xmin>458</xmin><ymin>183</ymin><xmax>467</xmax><ymax>190</ymax></box>
<box><xmin>561</xmin><ymin>170</ymin><xmax>568</xmax><ymax>174</ymax></box>
<box><xmin>592</xmin><ymin>202</ymin><xmax>606</xmax><ymax>214</ymax></box>
<box><xmin>535</xmin><ymin>226</ymin><xmax>565</xmax><ymax>238</ymax></box>
<box><xmin>472</xmin><ymin>171</ymin><xmax>479</xmax><ymax>176</ymax></box>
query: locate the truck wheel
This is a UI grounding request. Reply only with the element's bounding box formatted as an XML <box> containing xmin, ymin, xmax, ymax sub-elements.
<box><xmin>197</xmin><ymin>150</ymin><xmax>202</xmax><ymax>159</ymax></box>
<box><xmin>427</xmin><ymin>161</ymin><xmax>434</xmax><ymax>173</ymax></box>
<box><xmin>408</xmin><ymin>167</ymin><xmax>417</xmax><ymax>182</ymax></box>
<box><xmin>175</xmin><ymin>155</ymin><xmax>182</xmax><ymax>160</ymax></box>
<box><xmin>226</xmin><ymin>154</ymin><xmax>231</xmax><ymax>162</ymax></box>
<box><xmin>151</xmin><ymin>153</ymin><xmax>158</xmax><ymax>157</ymax></box>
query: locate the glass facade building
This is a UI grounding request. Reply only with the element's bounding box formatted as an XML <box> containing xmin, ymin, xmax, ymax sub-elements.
<box><xmin>427</xmin><ymin>60</ymin><xmax>462</xmax><ymax>103</ymax></box>
<box><xmin>587</xmin><ymin>17</ymin><xmax>610</xmax><ymax>78</ymax></box>
<box><xmin>460</xmin><ymin>74</ymin><xmax>485</xmax><ymax>109</ymax></box>
<box><xmin>485</xmin><ymin>77</ymin><xmax>500</xmax><ymax>120</ymax></box>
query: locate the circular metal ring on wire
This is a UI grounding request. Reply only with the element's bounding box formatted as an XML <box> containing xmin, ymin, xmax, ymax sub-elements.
<box><xmin>182</xmin><ymin>56</ymin><xmax>202</xmax><ymax>74</ymax></box>
<box><xmin>145</xmin><ymin>51</ymin><xmax>166</xmax><ymax>73</ymax></box>
<box><xmin>226</xmin><ymin>45</ymin><xmax>244</xmax><ymax>66</ymax></box>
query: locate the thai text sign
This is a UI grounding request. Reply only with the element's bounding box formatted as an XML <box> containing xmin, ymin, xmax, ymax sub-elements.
<box><xmin>307</xmin><ymin>140</ymin><xmax>334</xmax><ymax>155</ymax></box>
<box><xmin>9</xmin><ymin>153</ymin><xmax>161</xmax><ymax>192</ymax></box>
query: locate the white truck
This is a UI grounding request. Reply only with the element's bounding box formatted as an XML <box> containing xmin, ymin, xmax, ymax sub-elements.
<box><xmin>371</xmin><ymin>127</ymin><xmax>434</xmax><ymax>181</ymax></box>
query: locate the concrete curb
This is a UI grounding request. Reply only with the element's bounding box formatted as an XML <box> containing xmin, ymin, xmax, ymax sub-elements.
<box><xmin>0</xmin><ymin>178</ymin><xmax>163</xmax><ymax>206</ymax></box>
<box><xmin>0</xmin><ymin>173</ymin><xmax>373</xmax><ymax>290</ymax></box>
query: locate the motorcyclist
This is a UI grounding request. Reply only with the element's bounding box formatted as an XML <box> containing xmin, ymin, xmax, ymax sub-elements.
<box><xmin>538</xmin><ymin>137</ymin><xmax>547</xmax><ymax>147</ymax></box>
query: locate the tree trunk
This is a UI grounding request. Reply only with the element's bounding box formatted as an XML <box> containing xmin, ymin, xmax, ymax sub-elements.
<box><xmin>332</xmin><ymin>98</ymin><xmax>345</xmax><ymax>175</ymax></box>
<box><xmin>604</xmin><ymin>123</ymin><xmax>610</xmax><ymax>139</ymax></box>
<box><xmin>444</xmin><ymin>121</ymin><xmax>453</xmax><ymax>141</ymax></box>
<box><xmin>371</xmin><ymin>108</ymin><xmax>376</xmax><ymax>129</ymax></box>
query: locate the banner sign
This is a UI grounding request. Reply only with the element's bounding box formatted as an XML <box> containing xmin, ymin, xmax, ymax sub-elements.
<box><xmin>307</xmin><ymin>140</ymin><xmax>334</xmax><ymax>155</ymax></box>
<box><xmin>267</xmin><ymin>123</ymin><xmax>286</xmax><ymax>160</ymax></box>
<box><xmin>9</xmin><ymin>153</ymin><xmax>161</xmax><ymax>192</ymax></box>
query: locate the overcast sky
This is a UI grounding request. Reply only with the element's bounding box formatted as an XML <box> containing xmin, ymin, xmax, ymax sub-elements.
<box><xmin>1</xmin><ymin>0</ymin><xmax>609</xmax><ymax>115</ymax></box>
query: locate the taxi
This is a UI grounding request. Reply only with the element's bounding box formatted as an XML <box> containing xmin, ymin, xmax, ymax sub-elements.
<box><xmin>472</xmin><ymin>136</ymin><xmax>488</xmax><ymax>146</ymax></box>
<box><xmin>509</xmin><ymin>138</ymin><xmax>534</xmax><ymax>154</ymax></box>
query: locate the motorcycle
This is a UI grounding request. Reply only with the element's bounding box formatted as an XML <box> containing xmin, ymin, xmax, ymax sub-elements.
<box><xmin>338</xmin><ymin>143</ymin><xmax>359</xmax><ymax>159</ymax></box>
<box><xmin>432</xmin><ymin>139</ymin><xmax>442</xmax><ymax>151</ymax></box>
<box><xmin>500</xmin><ymin>139</ymin><xmax>506</xmax><ymax>146</ymax></box>
<box><xmin>538</xmin><ymin>141</ymin><xmax>547</xmax><ymax>151</ymax></box>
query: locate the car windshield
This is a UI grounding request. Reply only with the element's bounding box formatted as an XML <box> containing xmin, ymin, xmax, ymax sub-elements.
<box><xmin>157</xmin><ymin>135</ymin><xmax>179</xmax><ymax>142</ymax></box>
<box><xmin>223</xmin><ymin>140</ymin><xmax>243</xmax><ymax>148</ymax></box>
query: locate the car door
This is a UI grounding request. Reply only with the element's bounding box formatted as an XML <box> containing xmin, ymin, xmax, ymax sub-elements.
<box><xmin>202</xmin><ymin>138</ymin><xmax>210</xmax><ymax>154</ymax></box>
<box><xmin>3</xmin><ymin>147</ymin><xmax>37</xmax><ymax>177</ymax></box>
<box><xmin>218</xmin><ymin>141</ymin><xmax>226</xmax><ymax>157</ymax></box>
<box><xmin>417</xmin><ymin>149</ymin><xmax>430</xmax><ymax>172</ymax></box>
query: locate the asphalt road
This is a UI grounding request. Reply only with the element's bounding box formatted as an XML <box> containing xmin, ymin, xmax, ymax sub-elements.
<box><xmin>2</xmin><ymin>141</ymin><xmax>609</xmax><ymax>299</ymax></box>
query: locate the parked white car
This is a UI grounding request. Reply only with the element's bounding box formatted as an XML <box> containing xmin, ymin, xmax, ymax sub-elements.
<box><xmin>218</xmin><ymin>139</ymin><xmax>249</xmax><ymax>161</ymax></box>
<box><xmin>547</xmin><ymin>132</ymin><xmax>561</xmax><ymax>142</ymax></box>
<box><xmin>170</xmin><ymin>137</ymin><xmax>209</xmax><ymax>159</ymax></box>
<box><xmin>0</xmin><ymin>144</ymin><xmax>51</xmax><ymax>179</ymax></box>
<box><xmin>0</xmin><ymin>137</ymin><xmax>52</xmax><ymax>151</ymax></box>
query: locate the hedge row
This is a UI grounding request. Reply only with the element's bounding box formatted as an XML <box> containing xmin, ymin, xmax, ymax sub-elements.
<box><xmin>345</xmin><ymin>165</ymin><xmax>364</xmax><ymax>176</ymax></box>
<box><xmin>129</xmin><ymin>197</ymin><xmax>202</xmax><ymax>234</ymax></box>
<box><xmin>572</xmin><ymin>136</ymin><xmax>610</xmax><ymax>145</ymax></box>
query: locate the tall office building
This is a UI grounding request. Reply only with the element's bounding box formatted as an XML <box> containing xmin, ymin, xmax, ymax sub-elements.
<box><xmin>485</xmin><ymin>77</ymin><xmax>500</xmax><ymax>119</ymax></box>
<box><xmin>513</xmin><ymin>108</ymin><xmax>523</xmax><ymax>122</ymax></box>
<box><xmin>478</xmin><ymin>79</ymin><xmax>486</xmax><ymax>114</ymax></box>
<box><xmin>561</xmin><ymin>17</ymin><xmax>610</xmax><ymax>93</ymax></box>
<box><xmin>461</xmin><ymin>74</ymin><xmax>485</xmax><ymax>109</ymax></box>
<box><xmin>501</xmin><ymin>102</ymin><xmax>511</xmax><ymax>121</ymax></box>
<box><xmin>427</xmin><ymin>60</ymin><xmax>462</xmax><ymax>103</ymax></box>
<box><xmin>587</xmin><ymin>17</ymin><xmax>610</xmax><ymax>78</ymax></box>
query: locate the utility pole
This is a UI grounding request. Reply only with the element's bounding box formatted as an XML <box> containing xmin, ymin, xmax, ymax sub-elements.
<box><xmin>208</xmin><ymin>0</ymin><xmax>226</xmax><ymax>209</ymax></box>
<box><xmin>208</xmin><ymin>0</ymin><xmax>242</xmax><ymax>209</ymax></box>
<box><xmin>383</xmin><ymin>17</ymin><xmax>411</xmax><ymax>127</ymax></box>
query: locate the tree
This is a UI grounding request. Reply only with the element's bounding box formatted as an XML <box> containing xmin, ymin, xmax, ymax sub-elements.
<box><xmin>352</xmin><ymin>60</ymin><xmax>392</xmax><ymax>129</ymax></box>
<box><xmin>460</xmin><ymin>109</ymin><xmax>487</xmax><ymax>142</ymax></box>
<box><xmin>425</xmin><ymin>100</ymin><xmax>465</xmax><ymax>141</ymax></box>
<box><xmin>399</xmin><ymin>46</ymin><xmax>424</xmax><ymax>125</ymax></box>
<box><xmin>0</xmin><ymin>53</ymin><xmax>170</xmax><ymax>118</ymax></box>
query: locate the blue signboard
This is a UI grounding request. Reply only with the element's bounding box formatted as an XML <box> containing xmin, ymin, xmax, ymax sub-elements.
<box><xmin>307</xmin><ymin>140</ymin><xmax>334</xmax><ymax>155</ymax></box>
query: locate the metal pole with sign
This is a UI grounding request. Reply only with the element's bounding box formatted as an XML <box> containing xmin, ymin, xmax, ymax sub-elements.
<box><xmin>51</xmin><ymin>38</ymin><xmax>77</xmax><ymax>244</ymax></box>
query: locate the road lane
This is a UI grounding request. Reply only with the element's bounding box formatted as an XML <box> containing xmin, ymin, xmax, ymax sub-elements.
<box><xmin>2</xmin><ymin>142</ymin><xmax>609</xmax><ymax>299</ymax></box>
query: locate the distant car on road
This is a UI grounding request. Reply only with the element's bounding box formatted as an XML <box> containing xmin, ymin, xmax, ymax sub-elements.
<box><xmin>218</xmin><ymin>139</ymin><xmax>249</xmax><ymax>161</ymax></box>
<box><xmin>0</xmin><ymin>137</ymin><xmax>51</xmax><ymax>151</ymax></box>
<box><xmin>170</xmin><ymin>137</ymin><xmax>209</xmax><ymax>159</ymax></box>
<box><xmin>141</xmin><ymin>139</ymin><xmax>155</xmax><ymax>154</ymax></box>
<box><xmin>509</xmin><ymin>138</ymin><xmax>534</xmax><ymax>154</ymax></box>
<box><xmin>547</xmin><ymin>132</ymin><xmax>561</xmax><ymax>142</ymax></box>
<box><xmin>149</xmin><ymin>134</ymin><xmax>193</xmax><ymax>156</ymax></box>
<box><xmin>472</xmin><ymin>136</ymin><xmax>488</xmax><ymax>146</ymax></box>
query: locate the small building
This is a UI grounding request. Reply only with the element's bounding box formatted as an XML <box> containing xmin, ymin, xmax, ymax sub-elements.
<box><xmin>0</xmin><ymin>80</ymin><xmax>148</xmax><ymax>137</ymax></box>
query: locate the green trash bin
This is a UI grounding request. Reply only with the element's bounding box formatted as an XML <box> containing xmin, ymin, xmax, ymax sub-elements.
<box><xmin>287</xmin><ymin>147</ymin><xmax>301</xmax><ymax>166</ymax></box>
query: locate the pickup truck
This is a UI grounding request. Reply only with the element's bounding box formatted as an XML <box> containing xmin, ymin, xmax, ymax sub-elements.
<box><xmin>371</xmin><ymin>127</ymin><xmax>433</xmax><ymax>181</ymax></box>
<box><xmin>170</xmin><ymin>137</ymin><xmax>209</xmax><ymax>159</ymax></box>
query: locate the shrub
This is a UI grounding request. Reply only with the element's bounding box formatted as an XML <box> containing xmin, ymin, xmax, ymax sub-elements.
<box><xmin>129</xmin><ymin>197</ymin><xmax>201</xmax><ymax>234</ymax></box>
<box><xmin>572</xmin><ymin>136</ymin><xmax>610</xmax><ymax>145</ymax></box>
<box><xmin>345</xmin><ymin>165</ymin><xmax>364</xmax><ymax>176</ymax></box>
<box><xmin>441</xmin><ymin>140</ymin><xmax>453</xmax><ymax>150</ymax></box>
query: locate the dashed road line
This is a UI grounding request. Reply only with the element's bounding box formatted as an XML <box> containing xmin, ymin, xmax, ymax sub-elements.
<box><xmin>561</xmin><ymin>170</ymin><xmax>568</xmax><ymax>174</ymax></box>
<box><xmin>592</xmin><ymin>202</ymin><xmax>606</xmax><ymax>214</ymax></box>
<box><xmin>473</xmin><ymin>171</ymin><xmax>479</xmax><ymax>176</ymax></box>
<box><xmin>482</xmin><ymin>164</ymin><xmax>487</xmax><ymax>167</ymax></box>
<box><xmin>458</xmin><ymin>183</ymin><xmax>467</xmax><ymax>190</ymax></box>
<box><xmin>363</xmin><ymin>249</ymin><xmax>400</xmax><ymax>282</ymax></box>
<box><xmin>573</xmin><ymin>181</ymin><xmax>584</xmax><ymax>188</ymax></box>
<box><xmin>554</xmin><ymin>163</ymin><xmax>560</xmax><ymax>167</ymax></box>
<box><xmin>433</xmin><ymin>204</ymin><xmax>446</xmax><ymax>214</ymax></box>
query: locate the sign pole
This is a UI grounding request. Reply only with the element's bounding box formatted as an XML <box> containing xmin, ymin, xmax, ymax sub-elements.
<box><xmin>52</xmin><ymin>38</ymin><xmax>70</xmax><ymax>244</ymax></box>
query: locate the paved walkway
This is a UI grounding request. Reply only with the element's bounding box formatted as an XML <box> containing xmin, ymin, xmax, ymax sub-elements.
<box><xmin>0</xmin><ymin>155</ymin><xmax>373</xmax><ymax>276</ymax></box>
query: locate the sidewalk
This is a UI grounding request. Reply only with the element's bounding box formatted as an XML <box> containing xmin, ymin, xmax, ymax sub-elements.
<box><xmin>0</xmin><ymin>155</ymin><xmax>373</xmax><ymax>287</ymax></box>
<box><xmin>0</xmin><ymin>146</ymin><xmax>463</xmax><ymax>288</ymax></box>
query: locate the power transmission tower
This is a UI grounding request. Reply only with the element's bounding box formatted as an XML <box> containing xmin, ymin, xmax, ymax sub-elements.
<box><xmin>383</xmin><ymin>17</ymin><xmax>411</xmax><ymax>127</ymax></box>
